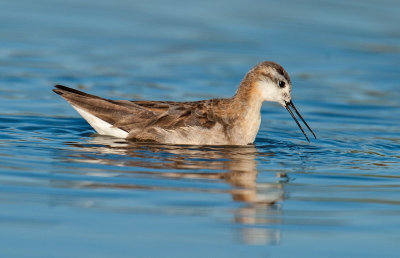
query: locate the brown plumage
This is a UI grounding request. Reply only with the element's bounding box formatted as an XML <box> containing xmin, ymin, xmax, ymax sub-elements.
<box><xmin>53</xmin><ymin>61</ymin><xmax>316</xmax><ymax>145</ymax></box>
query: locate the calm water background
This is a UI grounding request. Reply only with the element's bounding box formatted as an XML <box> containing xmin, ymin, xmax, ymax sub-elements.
<box><xmin>1</xmin><ymin>0</ymin><xmax>400</xmax><ymax>257</ymax></box>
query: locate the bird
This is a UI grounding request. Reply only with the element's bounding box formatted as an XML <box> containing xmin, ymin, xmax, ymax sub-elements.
<box><xmin>53</xmin><ymin>61</ymin><xmax>316</xmax><ymax>145</ymax></box>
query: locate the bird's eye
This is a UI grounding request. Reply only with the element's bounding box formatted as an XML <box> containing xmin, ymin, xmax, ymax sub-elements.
<box><xmin>278</xmin><ymin>81</ymin><xmax>286</xmax><ymax>88</ymax></box>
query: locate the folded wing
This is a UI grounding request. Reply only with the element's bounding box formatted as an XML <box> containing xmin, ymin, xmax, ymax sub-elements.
<box><xmin>53</xmin><ymin>85</ymin><xmax>231</xmax><ymax>142</ymax></box>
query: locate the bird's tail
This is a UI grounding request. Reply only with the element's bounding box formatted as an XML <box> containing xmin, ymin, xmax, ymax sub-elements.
<box><xmin>53</xmin><ymin>85</ymin><xmax>132</xmax><ymax>137</ymax></box>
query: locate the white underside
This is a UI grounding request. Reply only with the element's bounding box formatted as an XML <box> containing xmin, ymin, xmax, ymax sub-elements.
<box><xmin>155</xmin><ymin>124</ymin><xmax>230</xmax><ymax>145</ymax></box>
<box><xmin>71</xmin><ymin>105</ymin><xmax>128</xmax><ymax>138</ymax></box>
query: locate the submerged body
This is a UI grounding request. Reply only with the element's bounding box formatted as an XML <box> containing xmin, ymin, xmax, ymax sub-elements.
<box><xmin>53</xmin><ymin>61</ymin><xmax>315</xmax><ymax>145</ymax></box>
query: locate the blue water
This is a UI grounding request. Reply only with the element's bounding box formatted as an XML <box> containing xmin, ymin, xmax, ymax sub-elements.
<box><xmin>1</xmin><ymin>0</ymin><xmax>400</xmax><ymax>257</ymax></box>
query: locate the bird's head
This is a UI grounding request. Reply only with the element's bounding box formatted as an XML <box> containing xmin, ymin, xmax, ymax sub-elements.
<box><xmin>242</xmin><ymin>61</ymin><xmax>316</xmax><ymax>141</ymax></box>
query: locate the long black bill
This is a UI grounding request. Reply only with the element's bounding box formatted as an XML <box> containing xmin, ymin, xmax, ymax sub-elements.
<box><xmin>285</xmin><ymin>100</ymin><xmax>316</xmax><ymax>142</ymax></box>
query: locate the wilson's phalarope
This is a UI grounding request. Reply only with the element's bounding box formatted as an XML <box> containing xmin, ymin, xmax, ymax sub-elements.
<box><xmin>53</xmin><ymin>61</ymin><xmax>316</xmax><ymax>145</ymax></box>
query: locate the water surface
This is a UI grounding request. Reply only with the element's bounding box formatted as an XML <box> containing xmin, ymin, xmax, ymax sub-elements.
<box><xmin>0</xmin><ymin>0</ymin><xmax>400</xmax><ymax>257</ymax></box>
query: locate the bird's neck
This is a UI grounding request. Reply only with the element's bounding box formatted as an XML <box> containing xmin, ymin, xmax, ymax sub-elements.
<box><xmin>228</xmin><ymin>80</ymin><xmax>264</xmax><ymax>144</ymax></box>
<box><xmin>232</xmin><ymin>80</ymin><xmax>264</xmax><ymax>114</ymax></box>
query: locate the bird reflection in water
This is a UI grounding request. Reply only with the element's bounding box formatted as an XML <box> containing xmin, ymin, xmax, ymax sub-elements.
<box><xmin>66</xmin><ymin>135</ymin><xmax>287</xmax><ymax>245</ymax></box>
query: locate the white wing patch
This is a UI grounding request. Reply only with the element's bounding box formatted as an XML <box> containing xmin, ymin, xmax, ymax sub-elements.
<box><xmin>71</xmin><ymin>105</ymin><xmax>128</xmax><ymax>138</ymax></box>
